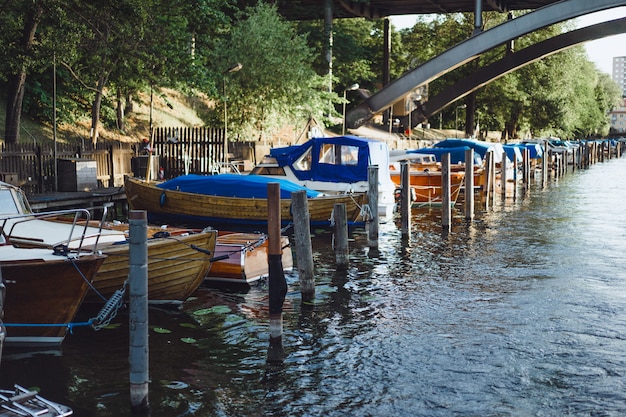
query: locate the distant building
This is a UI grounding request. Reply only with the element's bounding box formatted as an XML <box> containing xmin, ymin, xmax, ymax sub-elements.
<box><xmin>612</xmin><ymin>56</ymin><xmax>626</xmax><ymax>98</ymax></box>
<box><xmin>609</xmin><ymin>98</ymin><xmax>626</xmax><ymax>134</ymax></box>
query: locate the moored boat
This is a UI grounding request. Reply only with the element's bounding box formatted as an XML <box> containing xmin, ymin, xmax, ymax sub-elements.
<box><xmin>206</xmin><ymin>231</ymin><xmax>293</xmax><ymax>285</ymax></box>
<box><xmin>249</xmin><ymin>135</ymin><xmax>397</xmax><ymax>221</ymax></box>
<box><xmin>82</xmin><ymin>224</ymin><xmax>217</xmax><ymax>305</ymax></box>
<box><xmin>124</xmin><ymin>175</ymin><xmax>368</xmax><ymax>228</ymax></box>
<box><xmin>388</xmin><ymin>152</ymin><xmax>465</xmax><ymax>207</ymax></box>
<box><xmin>0</xmin><ymin>181</ymin><xmax>218</xmax><ymax>305</ymax></box>
<box><xmin>0</xmin><ymin>237</ymin><xmax>106</xmax><ymax>347</ymax></box>
<box><xmin>0</xmin><ymin>285</ymin><xmax>74</xmax><ymax>415</ymax></box>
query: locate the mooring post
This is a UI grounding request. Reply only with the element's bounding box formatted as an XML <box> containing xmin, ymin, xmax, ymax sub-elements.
<box><xmin>400</xmin><ymin>161</ymin><xmax>411</xmax><ymax>237</ymax></box>
<box><xmin>441</xmin><ymin>153</ymin><xmax>451</xmax><ymax>229</ymax></box>
<box><xmin>483</xmin><ymin>151</ymin><xmax>492</xmax><ymax>210</ymax></box>
<box><xmin>490</xmin><ymin>151</ymin><xmax>497</xmax><ymax>207</ymax></box>
<box><xmin>500</xmin><ymin>151</ymin><xmax>507</xmax><ymax>200</ymax></box>
<box><xmin>267</xmin><ymin>183</ymin><xmax>287</xmax><ymax>364</ymax></box>
<box><xmin>128</xmin><ymin>210</ymin><xmax>149</xmax><ymax>414</ymax></box>
<box><xmin>367</xmin><ymin>165</ymin><xmax>379</xmax><ymax>248</ymax></box>
<box><xmin>464</xmin><ymin>148</ymin><xmax>474</xmax><ymax>220</ymax></box>
<box><xmin>333</xmin><ymin>203</ymin><xmax>349</xmax><ymax>270</ymax></box>
<box><xmin>267</xmin><ymin>183</ymin><xmax>287</xmax><ymax>341</ymax></box>
<box><xmin>291</xmin><ymin>190</ymin><xmax>315</xmax><ymax>302</ymax></box>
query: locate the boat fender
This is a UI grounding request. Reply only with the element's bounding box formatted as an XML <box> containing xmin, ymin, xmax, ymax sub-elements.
<box><xmin>160</xmin><ymin>191</ymin><xmax>167</xmax><ymax>207</ymax></box>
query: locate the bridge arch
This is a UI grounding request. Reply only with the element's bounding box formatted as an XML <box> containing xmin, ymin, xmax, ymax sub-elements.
<box><xmin>346</xmin><ymin>0</ymin><xmax>626</xmax><ymax>128</ymax></box>
<box><xmin>400</xmin><ymin>16</ymin><xmax>626</xmax><ymax>128</ymax></box>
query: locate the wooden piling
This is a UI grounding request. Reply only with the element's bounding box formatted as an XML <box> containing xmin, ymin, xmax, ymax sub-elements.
<box><xmin>483</xmin><ymin>151</ymin><xmax>493</xmax><ymax>210</ymax></box>
<box><xmin>367</xmin><ymin>166</ymin><xmax>379</xmax><ymax>248</ymax></box>
<box><xmin>267</xmin><ymin>183</ymin><xmax>287</xmax><ymax>341</ymax></box>
<box><xmin>501</xmin><ymin>151</ymin><xmax>507</xmax><ymax>200</ymax></box>
<box><xmin>464</xmin><ymin>148</ymin><xmax>474</xmax><ymax>220</ymax></box>
<box><xmin>128</xmin><ymin>210</ymin><xmax>149</xmax><ymax>413</ymax></box>
<box><xmin>333</xmin><ymin>203</ymin><xmax>349</xmax><ymax>270</ymax></box>
<box><xmin>490</xmin><ymin>151</ymin><xmax>497</xmax><ymax>208</ymax></box>
<box><xmin>400</xmin><ymin>161</ymin><xmax>411</xmax><ymax>237</ymax></box>
<box><xmin>291</xmin><ymin>190</ymin><xmax>315</xmax><ymax>302</ymax></box>
<box><xmin>441</xmin><ymin>153</ymin><xmax>451</xmax><ymax>229</ymax></box>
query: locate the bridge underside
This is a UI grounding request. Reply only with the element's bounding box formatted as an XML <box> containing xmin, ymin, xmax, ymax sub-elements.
<box><xmin>399</xmin><ymin>16</ymin><xmax>626</xmax><ymax>129</ymax></box>
<box><xmin>345</xmin><ymin>0</ymin><xmax>626</xmax><ymax>129</ymax></box>
<box><xmin>269</xmin><ymin>0</ymin><xmax>561</xmax><ymax>20</ymax></box>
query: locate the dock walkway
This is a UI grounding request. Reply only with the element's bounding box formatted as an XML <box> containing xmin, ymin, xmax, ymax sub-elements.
<box><xmin>26</xmin><ymin>187</ymin><xmax>127</xmax><ymax>212</ymax></box>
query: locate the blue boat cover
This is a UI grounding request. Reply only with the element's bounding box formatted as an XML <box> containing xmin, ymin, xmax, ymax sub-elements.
<box><xmin>406</xmin><ymin>146</ymin><xmax>482</xmax><ymax>165</ymax></box>
<box><xmin>268</xmin><ymin>136</ymin><xmax>378</xmax><ymax>183</ymax></box>
<box><xmin>157</xmin><ymin>174</ymin><xmax>321</xmax><ymax>199</ymax></box>
<box><xmin>433</xmin><ymin>139</ymin><xmax>494</xmax><ymax>158</ymax></box>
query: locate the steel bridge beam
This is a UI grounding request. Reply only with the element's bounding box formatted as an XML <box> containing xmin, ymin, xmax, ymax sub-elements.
<box><xmin>346</xmin><ymin>0</ymin><xmax>626</xmax><ymax>129</ymax></box>
<box><xmin>401</xmin><ymin>17</ymin><xmax>626</xmax><ymax>128</ymax></box>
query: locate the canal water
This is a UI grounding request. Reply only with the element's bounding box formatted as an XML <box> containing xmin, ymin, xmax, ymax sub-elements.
<box><xmin>2</xmin><ymin>156</ymin><xmax>626</xmax><ymax>416</ymax></box>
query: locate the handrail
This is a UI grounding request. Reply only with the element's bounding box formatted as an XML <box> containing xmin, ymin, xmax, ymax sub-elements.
<box><xmin>0</xmin><ymin>208</ymin><xmax>97</xmax><ymax>256</ymax></box>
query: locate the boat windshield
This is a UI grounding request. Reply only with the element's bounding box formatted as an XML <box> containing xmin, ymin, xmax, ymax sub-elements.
<box><xmin>0</xmin><ymin>189</ymin><xmax>23</xmax><ymax>215</ymax></box>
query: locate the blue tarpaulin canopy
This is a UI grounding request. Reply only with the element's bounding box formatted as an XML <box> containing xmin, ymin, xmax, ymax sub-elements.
<box><xmin>405</xmin><ymin>146</ymin><xmax>482</xmax><ymax>165</ymax></box>
<box><xmin>268</xmin><ymin>136</ymin><xmax>378</xmax><ymax>183</ymax></box>
<box><xmin>157</xmin><ymin>174</ymin><xmax>321</xmax><ymax>199</ymax></box>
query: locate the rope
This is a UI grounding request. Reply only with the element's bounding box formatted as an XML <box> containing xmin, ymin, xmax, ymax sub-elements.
<box><xmin>69</xmin><ymin>255</ymin><xmax>108</xmax><ymax>302</ymax></box>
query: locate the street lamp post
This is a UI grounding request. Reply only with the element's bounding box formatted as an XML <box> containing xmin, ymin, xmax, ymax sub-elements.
<box><xmin>223</xmin><ymin>63</ymin><xmax>243</xmax><ymax>172</ymax></box>
<box><xmin>342</xmin><ymin>83</ymin><xmax>359</xmax><ymax>135</ymax></box>
<box><xmin>455</xmin><ymin>104</ymin><xmax>467</xmax><ymax>138</ymax></box>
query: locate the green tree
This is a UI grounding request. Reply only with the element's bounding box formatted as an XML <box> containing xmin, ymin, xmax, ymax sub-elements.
<box><xmin>209</xmin><ymin>2</ymin><xmax>337</xmax><ymax>142</ymax></box>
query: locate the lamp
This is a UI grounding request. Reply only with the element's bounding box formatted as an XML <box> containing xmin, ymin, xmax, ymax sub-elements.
<box><xmin>223</xmin><ymin>63</ymin><xmax>243</xmax><ymax>172</ymax></box>
<box><xmin>342</xmin><ymin>83</ymin><xmax>359</xmax><ymax>135</ymax></box>
<box><xmin>455</xmin><ymin>104</ymin><xmax>467</xmax><ymax>138</ymax></box>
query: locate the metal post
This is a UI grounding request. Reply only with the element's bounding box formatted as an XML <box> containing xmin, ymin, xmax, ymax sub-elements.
<box><xmin>222</xmin><ymin>63</ymin><xmax>242</xmax><ymax>172</ymax></box>
<box><xmin>129</xmin><ymin>210</ymin><xmax>149</xmax><ymax>413</ymax></box>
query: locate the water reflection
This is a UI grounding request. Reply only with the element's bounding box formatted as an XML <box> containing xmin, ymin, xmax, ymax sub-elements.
<box><xmin>1</xmin><ymin>158</ymin><xmax>626</xmax><ymax>415</ymax></box>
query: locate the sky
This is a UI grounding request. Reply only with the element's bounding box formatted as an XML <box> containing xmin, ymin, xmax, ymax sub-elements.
<box><xmin>390</xmin><ymin>7</ymin><xmax>626</xmax><ymax>75</ymax></box>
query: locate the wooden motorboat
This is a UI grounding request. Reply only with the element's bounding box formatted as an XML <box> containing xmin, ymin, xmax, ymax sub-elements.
<box><xmin>206</xmin><ymin>232</ymin><xmax>293</xmax><ymax>285</ymax></box>
<box><xmin>82</xmin><ymin>224</ymin><xmax>217</xmax><ymax>305</ymax></box>
<box><xmin>0</xmin><ymin>287</ymin><xmax>75</xmax><ymax>415</ymax></box>
<box><xmin>0</xmin><ymin>244</ymin><xmax>106</xmax><ymax>347</ymax></box>
<box><xmin>0</xmin><ymin>181</ymin><xmax>218</xmax><ymax>305</ymax></box>
<box><xmin>388</xmin><ymin>154</ymin><xmax>465</xmax><ymax>207</ymax></box>
<box><xmin>124</xmin><ymin>175</ymin><xmax>367</xmax><ymax>228</ymax></box>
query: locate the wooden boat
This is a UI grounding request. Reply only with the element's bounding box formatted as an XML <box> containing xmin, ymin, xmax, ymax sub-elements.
<box><xmin>0</xmin><ymin>289</ymin><xmax>74</xmax><ymax>415</ymax></box>
<box><xmin>249</xmin><ymin>136</ymin><xmax>398</xmax><ymax>221</ymax></box>
<box><xmin>81</xmin><ymin>224</ymin><xmax>217</xmax><ymax>305</ymax></box>
<box><xmin>0</xmin><ymin>244</ymin><xmax>106</xmax><ymax>347</ymax></box>
<box><xmin>388</xmin><ymin>153</ymin><xmax>465</xmax><ymax>207</ymax></box>
<box><xmin>124</xmin><ymin>175</ymin><xmax>367</xmax><ymax>228</ymax></box>
<box><xmin>0</xmin><ymin>181</ymin><xmax>218</xmax><ymax>305</ymax></box>
<box><xmin>206</xmin><ymin>232</ymin><xmax>293</xmax><ymax>285</ymax></box>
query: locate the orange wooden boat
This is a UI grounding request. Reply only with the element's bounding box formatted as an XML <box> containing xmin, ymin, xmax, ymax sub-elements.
<box><xmin>206</xmin><ymin>232</ymin><xmax>293</xmax><ymax>285</ymax></box>
<box><xmin>389</xmin><ymin>161</ymin><xmax>465</xmax><ymax>207</ymax></box>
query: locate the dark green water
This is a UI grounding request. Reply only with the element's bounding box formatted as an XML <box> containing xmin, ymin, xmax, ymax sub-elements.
<box><xmin>2</xmin><ymin>156</ymin><xmax>626</xmax><ymax>416</ymax></box>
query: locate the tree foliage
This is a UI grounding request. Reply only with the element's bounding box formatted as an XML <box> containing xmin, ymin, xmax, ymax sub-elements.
<box><xmin>208</xmin><ymin>3</ymin><xmax>337</xmax><ymax>141</ymax></box>
<box><xmin>0</xmin><ymin>1</ymin><xmax>622</xmax><ymax>144</ymax></box>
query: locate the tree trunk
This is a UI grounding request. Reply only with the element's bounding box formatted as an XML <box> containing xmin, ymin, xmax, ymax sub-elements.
<box><xmin>116</xmin><ymin>87</ymin><xmax>125</xmax><ymax>131</ymax></box>
<box><xmin>90</xmin><ymin>74</ymin><xmax>109</xmax><ymax>145</ymax></box>
<box><xmin>4</xmin><ymin>5</ymin><xmax>43</xmax><ymax>144</ymax></box>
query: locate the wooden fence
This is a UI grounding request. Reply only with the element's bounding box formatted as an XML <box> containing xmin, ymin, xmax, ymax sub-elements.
<box><xmin>0</xmin><ymin>126</ymin><xmax>248</xmax><ymax>194</ymax></box>
<box><xmin>150</xmin><ymin>126</ymin><xmax>226</xmax><ymax>177</ymax></box>
<box><xmin>0</xmin><ymin>141</ymin><xmax>135</xmax><ymax>194</ymax></box>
